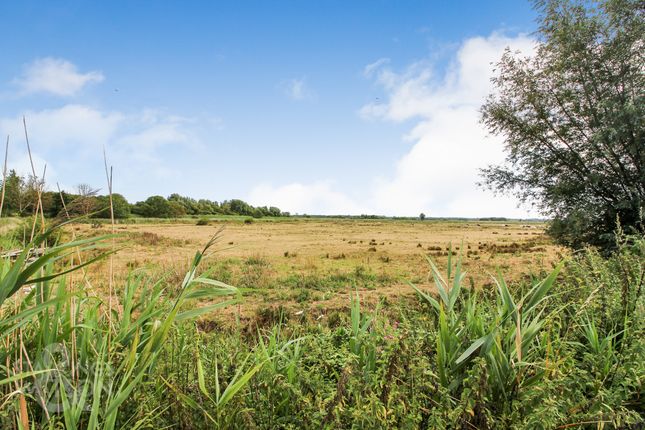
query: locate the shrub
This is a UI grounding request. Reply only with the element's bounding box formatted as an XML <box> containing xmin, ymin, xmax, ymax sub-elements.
<box><xmin>196</xmin><ymin>217</ymin><xmax>210</xmax><ymax>226</ymax></box>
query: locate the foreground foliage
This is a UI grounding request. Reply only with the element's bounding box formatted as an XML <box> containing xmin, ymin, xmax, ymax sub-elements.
<box><xmin>0</xmin><ymin>229</ymin><xmax>643</xmax><ymax>428</ymax></box>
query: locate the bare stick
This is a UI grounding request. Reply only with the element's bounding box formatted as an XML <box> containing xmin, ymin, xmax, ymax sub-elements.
<box><xmin>19</xmin><ymin>120</ymin><xmax>47</xmax><ymax>422</ymax></box>
<box><xmin>103</xmin><ymin>147</ymin><xmax>116</xmax><ymax>336</ymax></box>
<box><xmin>0</xmin><ymin>135</ymin><xmax>8</xmax><ymax>218</ymax></box>
<box><xmin>23</xmin><ymin>117</ymin><xmax>37</xmax><ymax>182</ymax></box>
<box><xmin>57</xmin><ymin>183</ymin><xmax>93</xmax><ymax>290</ymax></box>
<box><xmin>29</xmin><ymin>164</ymin><xmax>46</xmax><ymax>244</ymax></box>
<box><xmin>20</xmin><ymin>341</ymin><xmax>50</xmax><ymax>421</ymax></box>
<box><xmin>57</xmin><ymin>183</ymin><xmax>76</xmax><ymax>380</ymax></box>
<box><xmin>38</xmin><ymin>164</ymin><xmax>46</xmax><ymax>228</ymax></box>
<box><xmin>56</xmin><ymin>183</ymin><xmax>70</xmax><ymax>219</ymax></box>
<box><xmin>103</xmin><ymin>147</ymin><xmax>115</xmax><ymax>233</ymax></box>
<box><xmin>23</xmin><ymin>117</ymin><xmax>46</xmax><ymax>240</ymax></box>
<box><xmin>18</xmin><ymin>328</ymin><xmax>29</xmax><ymax>430</ymax></box>
<box><xmin>57</xmin><ymin>182</ymin><xmax>90</xmax><ymax>383</ymax></box>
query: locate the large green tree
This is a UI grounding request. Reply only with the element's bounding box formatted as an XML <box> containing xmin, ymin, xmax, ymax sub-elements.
<box><xmin>132</xmin><ymin>195</ymin><xmax>173</xmax><ymax>218</ymax></box>
<box><xmin>0</xmin><ymin>171</ymin><xmax>46</xmax><ymax>216</ymax></box>
<box><xmin>481</xmin><ymin>0</ymin><xmax>644</xmax><ymax>250</ymax></box>
<box><xmin>93</xmin><ymin>194</ymin><xmax>131</xmax><ymax>219</ymax></box>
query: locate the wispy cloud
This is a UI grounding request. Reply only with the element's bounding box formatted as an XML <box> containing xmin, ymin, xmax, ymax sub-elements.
<box><xmin>14</xmin><ymin>57</ymin><xmax>104</xmax><ymax>96</ymax></box>
<box><xmin>362</xmin><ymin>57</ymin><xmax>390</xmax><ymax>78</ymax></box>
<box><xmin>280</xmin><ymin>76</ymin><xmax>315</xmax><ymax>101</ymax></box>
<box><xmin>361</xmin><ymin>32</ymin><xmax>538</xmax><ymax>217</ymax></box>
<box><xmin>251</xmin><ymin>33</ymin><xmax>540</xmax><ymax>217</ymax></box>
<box><xmin>0</xmin><ymin>105</ymin><xmax>211</xmax><ymax>197</ymax></box>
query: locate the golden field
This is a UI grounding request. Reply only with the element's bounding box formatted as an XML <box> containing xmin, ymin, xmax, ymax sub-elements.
<box><xmin>70</xmin><ymin>218</ymin><xmax>564</xmax><ymax>324</ymax></box>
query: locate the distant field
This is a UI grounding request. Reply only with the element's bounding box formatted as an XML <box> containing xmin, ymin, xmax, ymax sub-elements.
<box><xmin>68</xmin><ymin>217</ymin><xmax>565</xmax><ymax>324</ymax></box>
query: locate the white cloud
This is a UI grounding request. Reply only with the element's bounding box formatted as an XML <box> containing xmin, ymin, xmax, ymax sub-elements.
<box><xmin>249</xmin><ymin>181</ymin><xmax>368</xmax><ymax>215</ymax></box>
<box><xmin>15</xmin><ymin>58</ymin><xmax>104</xmax><ymax>96</ymax></box>
<box><xmin>252</xmin><ymin>33</ymin><xmax>540</xmax><ymax>218</ymax></box>
<box><xmin>113</xmin><ymin>116</ymin><xmax>195</xmax><ymax>164</ymax></box>
<box><xmin>280</xmin><ymin>77</ymin><xmax>315</xmax><ymax>101</ymax></box>
<box><xmin>0</xmin><ymin>105</ymin><xmax>122</xmax><ymax>152</ymax></box>
<box><xmin>0</xmin><ymin>105</ymin><xmax>208</xmax><ymax>197</ymax></box>
<box><xmin>361</xmin><ymin>33</ymin><xmax>538</xmax><ymax>217</ymax></box>
<box><xmin>5</xmin><ymin>152</ymin><xmax>54</xmax><ymax>183</ymax></box>
<box><xmin>363</xmin><ymin>58</ymin><xmax>390</xmax><ymax>78</ymax></box>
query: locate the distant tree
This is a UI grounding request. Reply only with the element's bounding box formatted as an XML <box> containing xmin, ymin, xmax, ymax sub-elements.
<box><xmin>112</xmin><ymin>194</ymin><xmax>131</xmax><ymax>218</ymax></box>
<box><xmin>0</xmin><ymin>171</ymin><xmax>51</xmax><ymax>216</ymax></box>
<box><xmin>168</xmin><ymin>200</ymin><xmax>187</xmax><ymax>217</ymax></box>
<box><xmin>68</xmin><ymin>183</ymin><xmax>100</xmax><ymax>216</ymax></box>
<box><xmin>76</xmin><ymin>183</ymin><xmax>99</xmax><ymax>197</ymax></box>
<box><xmin>229</xmin><ymin>199</ymin><xmax>253</xmax><ymax>216</ymax></box>
<box><xmin>42</xmin><ymin>191</ymin><xmax>67</xmax><ymax>218</ymax></box>
<box><xmin>2</xmin><ymin>170</ymin><xmax>32</xmax><ymax>215</ymax></box>
<box><xmin>49</xmin><ymin>190</ymin><xmax>79</xmax><ymax>218</ymax></box>
<box><xmin>168</xmin><ymin>193</ymin><xmax>199</xmax><ymax>215</ymax></box>
<box><xmin>419</xmin><ymin>213</ymin><xmax>426</xmax><ymax>221</ymax></box>
<box><xmin>481</xmin><ymin>0</ymin><xmax>644</xmax><ymax>250</ymax></box>
<box><xmin>197</xmin><ymin>199</ymin><xmax>218</xmax><ymax>214</ymax></box>
<box><xmin>93</xmin><ymin>193</ymin><xmax>131</xmax><ymax>219</ymax></box>
<box><xmin>39</xmin><ymin>191</ymin><xmax>55</xmax><ymax>218</ymax></box>
<box><xmin>133</xmin><ymin>195</ymin><xmax>173</xmax><ymax>218</ymax></box>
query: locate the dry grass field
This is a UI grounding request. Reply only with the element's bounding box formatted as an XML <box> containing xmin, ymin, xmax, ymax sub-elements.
<box><xmin>70</xmin><ymin>218</ymin><xmax>564</xmax><ymax>324</ymax></box>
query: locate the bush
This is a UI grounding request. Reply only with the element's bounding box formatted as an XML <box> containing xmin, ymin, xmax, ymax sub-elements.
<box><xmin>196</xmin><ymin>217</ymin><xmax>210</xmax><ymax>226</ymax></box>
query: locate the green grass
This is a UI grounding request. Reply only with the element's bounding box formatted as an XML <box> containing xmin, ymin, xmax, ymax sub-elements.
<box><xmin>70</xmin><ymin>214</ymin><xmax>547</xmax><ymax>226</ymax></box>
<box><xmin>1</xmin><ymin>222</ymin><xmax>643</xmax><ymax>429</ymax></box>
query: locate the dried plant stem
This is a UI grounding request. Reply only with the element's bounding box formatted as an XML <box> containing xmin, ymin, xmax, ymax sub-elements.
<box><xmin>56</xmin><ymin>183</ymin><xmax>82</xmax><ymax>383</ymax></box>
<box><xmin>0</xmin><ymin>136</ymin><xmax>8</xmax><ymax>219</ymax></box>
<box><xmin>18</xmin><ymin>328</ymin><xmax>28</xmax><ymax>430</ymax></box>
<box><xmin>56</xmin><ymin>183</ymin><xmax>92</xmax><ymax>288</ymax></box>
<box><xmin>103</xmin><ymin>148</ymin><xmax>116</xmax><ymax>340</ymax></box>
<box><xmin>3</xmin><ymin>338</ymin><xmax>11</xmax><ymax>422</ymax></box>
<box><xmin>20</xmin><ymin>341</ymin><xmax>50</xmax><ymax>421</ymax></box>
<box><xmin>20</xmin><ymin>119</ymin><xmax>45</xmax><ymax>429</ymax></box>
<box><xmin>23</xmin><ymin>117</ymin><xmax>46</xmax><ymax>240</ymax></box>
<box><xmin>29</xmin><ymin>164</ymin><xmax>46</xmax><ymax>246</ymax></box>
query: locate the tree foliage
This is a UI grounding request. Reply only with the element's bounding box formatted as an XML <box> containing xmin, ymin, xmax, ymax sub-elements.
<box><xmin>132</xmin><ymin>195</ymin><xmax>174</xmax><ymax>218</ymax></box>
<box><xmin>1</xmin><ymin>172</ymin><xmax>287</xmax><ymax>220</ymax></box>
<box><xmin>94</xmin><ymin>193</ymin><xmax>131</xmax><ymax>219</ymax></box>
<box><xmin>1</xmin><ymin>170</ymin><xmax>40</xmax><ymax>216</ymax></box>
<box><xmin>481</xmin><ymin>0</ymin><xmax>644</xmax><ymax>250</ymax></box>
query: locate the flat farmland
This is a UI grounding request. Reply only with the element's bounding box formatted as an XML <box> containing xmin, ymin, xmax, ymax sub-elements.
<box><xmin>72</xmin><ymin>218</ymin><xmax>564</xmax><ymax>324</ymax></box>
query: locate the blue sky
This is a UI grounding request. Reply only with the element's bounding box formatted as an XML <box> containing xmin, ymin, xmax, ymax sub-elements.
<box><xmin>0</xmin><ymin>1</ymin><xmax>540</xmax><ymax>217</ymax></box>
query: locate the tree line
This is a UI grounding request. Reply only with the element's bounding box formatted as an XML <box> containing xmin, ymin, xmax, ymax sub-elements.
<box><xmin>0</xmin><ymin>170</ymin><xmax>289</xmax><ymax>219</ymax></box>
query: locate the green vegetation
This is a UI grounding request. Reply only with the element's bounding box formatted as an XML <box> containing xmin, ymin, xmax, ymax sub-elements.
<box><xmin>0</xmin><ymin>1</ymin><xmax>642</xmax><ymax>428</ymax></box>
<box><xmin>0</xmin><ymin>222</ymin><xmax>643</xmax><ymax>428</ymax></box>
<box><xmin>0</xmin><ymin>227</ymin><xmax>249</xmax><ymax>429</ymax></box>
<box><xmin>481</xmin><ymin>0</ymin><xmax>644</xmax><ymax>251</ymax></box>
<box><xmin>0</xmin><ymin>173</ymin><xmax>289</xmax><ymax>220</ymax></box>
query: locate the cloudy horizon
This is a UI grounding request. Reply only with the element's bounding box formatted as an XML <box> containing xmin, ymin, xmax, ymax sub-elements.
<box><xmin>0</xmin><ymin>1</ymin><xmax>541</xmax><ymax>218</ymax></box>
